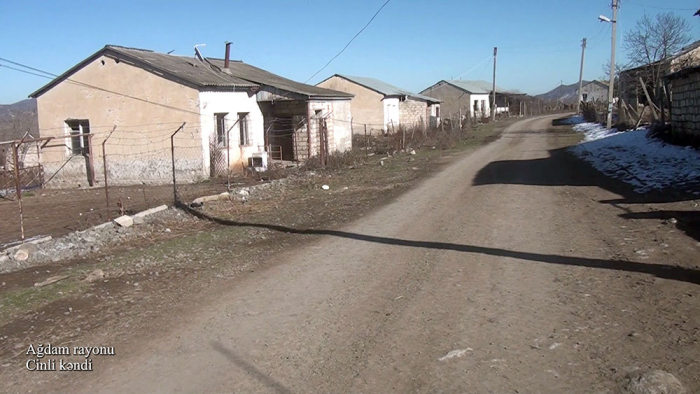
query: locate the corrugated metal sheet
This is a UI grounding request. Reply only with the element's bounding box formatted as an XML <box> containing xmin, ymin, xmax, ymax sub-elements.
<box><xmin>206</xmin><ymin>59</ymin><xmax>352</xmax><ymax>99</ymax></box>
<box><xmin>334</xmin><ymin>75</ymin><xmax>440</xmax><ymax>103</ymax></box>
<box><xmin>31</xmin><ymin>45</ymin><xmax>353</xmax><ymax>100</ymax></box>
<box><xmin>108</xmin><ymin>46</ymin><xmax>258</xmax><ymax>88</ymax></box>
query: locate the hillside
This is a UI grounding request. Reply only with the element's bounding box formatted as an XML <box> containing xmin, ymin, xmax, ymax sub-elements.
<box><xmin>0</xmin><ymin>99</ymin><xmax>38</xmax><ymax>142</ymax></box>
<box><xmin>535</xmin><ymin>82</ymin><xmax>587</xmax><ymax>104</ymax></box>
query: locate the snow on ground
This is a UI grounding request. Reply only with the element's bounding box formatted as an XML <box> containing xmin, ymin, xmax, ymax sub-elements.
<box><xmin>572</xmin><ymin>122</ymin><xmax>623</xmax><ymax>141</ymax></box>
<box><xmin>570</xmin><ymin>124</ymin><xmax>700</xmax><ymax>195</ymax></box>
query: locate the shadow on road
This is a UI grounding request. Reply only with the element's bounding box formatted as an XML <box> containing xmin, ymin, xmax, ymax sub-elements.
<box><xmin>619</xmin><ymin>210</ymin><xmax>700</xmax><ymax>242</ymax></box>
<box><xmin>178</xmin><ymin>202</ymin><xmax>700</xmax><ymax>286</ymax></box>
<box><xmin>471</xmin><ymin>139</ymin><xmax>700</xmax><ymax>241</ymax></box>
<box><xmin>211</xmin><ymin>341</ymin><xmax>292</xmax><ymax>394</ymax></box>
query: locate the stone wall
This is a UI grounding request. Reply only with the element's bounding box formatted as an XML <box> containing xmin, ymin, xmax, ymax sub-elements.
<box><xmin>399</xmin><ymin>98</ymin><xmax>428</xmax><ymax>127</ymax></box>
<box><xmin>669</xmin><ymin>69</ymin><xmax>700</xmax><ymax>146</ymax></box>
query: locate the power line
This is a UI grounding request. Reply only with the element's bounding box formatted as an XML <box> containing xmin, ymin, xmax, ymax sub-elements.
<box><xmin>454</xmin><ymin>55</ymin><xmax>493</xmax><ymax>80</ymax></box>
<box><xmin>304</xmin><ymin>0</ymin><xmax>391</xmax><ymax>83</ymax></box>
<box><xmin>0</xmin><ymin>57</ymin><xmax>202</xmax><ymax>116</ymax></box>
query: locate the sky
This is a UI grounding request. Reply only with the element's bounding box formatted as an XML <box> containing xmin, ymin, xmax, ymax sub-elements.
<box><xmin>0</xmin><ymin>0</ymin><xmax>698</xmax><ymax>104</ymax></box>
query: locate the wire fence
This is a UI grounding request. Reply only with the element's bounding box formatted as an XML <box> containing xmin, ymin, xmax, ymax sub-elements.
<box><xmin>0</xmin><ymin>108</ymin><xmax>565</xmax><ymax>248</ymax></box>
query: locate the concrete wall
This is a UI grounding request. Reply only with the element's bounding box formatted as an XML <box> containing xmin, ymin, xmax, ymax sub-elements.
<box><xmin>199</xmin><ymin>91</ymin><xmax>264</xmax><ymax>175</ymax></box>
<box><xmin>669</xmin><ymin>70</ymin><xmax>700</xmax><ymax>144</ymax></box>
<box><xmin>330</xmin><ymin>99</ymin><xmax>353</xmax><ymax>153</ymax></box>
<box><xmin>36</xmin><ymin>54</ymin><xmax>202</xmax><ymax>188</ymax></box>
<box><xmin>317</xmin><ymin>76</ymin><xmax>385</xmax><ymax>133</ymax></box>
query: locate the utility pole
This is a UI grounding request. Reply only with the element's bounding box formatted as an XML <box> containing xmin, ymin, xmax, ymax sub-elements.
<box><xmin>576</xmin><ymin>38</ymin><xmax>587</xmax><ymax>114</ymax></box>
<box><xmin>606</xmin><ymin>0</ymin><xmax>618</xmax><ymax>128</ymax></box>
<box><xmin>491</xmin><ymin>47</ymin><xmax>497</xmax><ymax>122</ymax></box>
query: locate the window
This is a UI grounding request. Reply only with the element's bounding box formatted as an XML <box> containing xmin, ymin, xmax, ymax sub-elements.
<box><xmin>215</xmin><ymin>113</ymin><xmax>228</xmax><ymax>147</ymax></box>
<box><xmin>582</xmin><ymin>93</ymin><xmax>588</xmax><ymax>101</ymax></box>
<box><xmin>435</xmin><ymin>106</ymin><xmax>440</xmax><ymax>117</ymax></box>
<box><xmin>65</xmin><ymin>119</ymin><xmax>90</xmax><ymax>155</ymax></box>
<box><xmin>238</xmin><ymin>113</ymin><xmax>249</xmax><ymax>146</ymax></box>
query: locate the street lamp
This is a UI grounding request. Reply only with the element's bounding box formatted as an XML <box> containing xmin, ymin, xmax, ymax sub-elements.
<box><xmin>599</xmin><ymin>1</ymin><xmax>618</xmax><ymax>129</ymax></box>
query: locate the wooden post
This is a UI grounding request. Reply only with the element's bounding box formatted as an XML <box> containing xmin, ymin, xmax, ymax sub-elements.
<box><xmin>85</xmin><ymin>134</ymin><xmax>96</xmax><ymax>187</ymax></box>
<box><xmin>307</xmin><ymin>102</ymin><xmax>313</xmax><ymax>161</ymax></box>
<box><xmin>12</xmin><ymin>143</ymin><xmax>25</xmax><ymax>240</ymax></box>
<box><xmin>639</xmin><ymin>77</ymin><xmax>658</xmax><ymax>120</ymax></box>
<box><xmin>364</xmin><ymin>124</ymin><xmax>368</xmax><ymax>149</ymax></box>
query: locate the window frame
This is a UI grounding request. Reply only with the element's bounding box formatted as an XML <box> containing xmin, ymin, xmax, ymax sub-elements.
<box><xmin>214</xmin><ymin>112</ymin><xmax>228</xmax><ymax>148</ymax></box>
<box><xmin>238</xmin><ymin>112</ymin><xmax>250</xmax><ymax>146</ymax></box>
<box><xmin>65</xmin><ymin>119</ymin><xmax>90</xmax><ymax>155</ymax></box>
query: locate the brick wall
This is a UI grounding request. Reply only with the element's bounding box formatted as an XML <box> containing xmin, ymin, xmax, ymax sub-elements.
<box><xmin>669</xmin><ymin>69</ymin><xmax>700</xmax><ymax>145</ymax></box>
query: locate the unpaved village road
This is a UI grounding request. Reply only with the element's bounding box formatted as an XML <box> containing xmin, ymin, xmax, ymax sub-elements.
<box><xmin>56</xmin><ymin>115</ymin><xmax>700</xmax><ymax>392</ymax></box>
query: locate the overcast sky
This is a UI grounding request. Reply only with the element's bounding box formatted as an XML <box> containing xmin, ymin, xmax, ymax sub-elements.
<box><xmin>1</xmin><ymin>0</ymin><xmax>699</xmax><ymax>104</ymax></box>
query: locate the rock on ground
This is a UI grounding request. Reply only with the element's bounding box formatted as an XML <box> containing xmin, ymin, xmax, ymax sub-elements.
<box><xmin>625</xmin><ymin>370</ymin><xmax>686</xmax><ymax>394</ymax></box>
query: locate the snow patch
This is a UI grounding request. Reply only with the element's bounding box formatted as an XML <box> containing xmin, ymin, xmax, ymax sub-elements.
<box><xmin>570</xmin><ymin>124</ymin><xmax>700</xmax><ymax>194</ymax></box>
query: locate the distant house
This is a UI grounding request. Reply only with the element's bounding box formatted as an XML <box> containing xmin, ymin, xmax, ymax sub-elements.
<box><xmin>316</xmin><ymin>75</ymin><xmax>440</xmax><ymax>133</ymax></box>
<box><xmin>29</xmin><ymin>45</ymin><xmax>353</xmax><ymax>187</ymax></box>
<box><xmin>576</xmin><ymin>80</ymin><xmax>608</xmax><ymax>103</ymax></box>
<box><xmin>419</xmin><ymin>80</ymin><xmax>523</xmax><ymax>121</ymax></box>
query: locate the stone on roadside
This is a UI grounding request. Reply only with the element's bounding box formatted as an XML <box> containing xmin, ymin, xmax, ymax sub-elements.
<box><xmin>624</xmin><ymin>370</ymin><xmax>685</xmax><ymax>394</ymax></box>
<box><xmin>13</xmin><ymin>243</ymin><xmax>38</xmax><ymax>261</ymax></box>
<box><xmin>84</xmin><ymin>269</ymin><xmax>105</xmax><ymax>283</ymax></box>
<box><xmin>410</xmin><ymin>149</ymin><xmax>416</xmax><ymax>155</ymax></box>
<box><xmin>113</xmin><ymin>215</ymin><xmax>134</xmax><ymax>228</ymax></box>
<box><xmin>132</xmin><ymin>216</ymin><xmax>145</xmax><ymax>225</ymax></box>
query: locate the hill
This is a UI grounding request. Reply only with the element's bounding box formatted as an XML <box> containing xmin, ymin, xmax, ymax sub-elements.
<box><xmin>0</xmin><ymin>99</ymin><xmax>38</xmax><ymax>142</ymax></box>
<box><xmin>535</xmin><ymin>82</ymin><xmax>587</xmax><ymax>105</ymax></box>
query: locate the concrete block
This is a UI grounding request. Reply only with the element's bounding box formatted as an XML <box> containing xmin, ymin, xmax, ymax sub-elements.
<box><xmin>133</xmin><ymin>204</ymin><xmax>168</xmax><ymax>219</ymax></box>
<box><xmin>133</xmin><ymin>216</ymin><xmax>145</xmax><ymax>225</ymax></box>
<box><xmin>192</xmin><ymin>194</ymin><xmax>229</xmax><ymax>204</ymax></box>
<box><xmin>113</xmin><ymin>215</ymin><xmax>134</xmax><ymax>228</ymax></box>
<box><xmin>92</xmin><ymin>222</ymin><xmax>114</xmax><ymax>230</ymax></box>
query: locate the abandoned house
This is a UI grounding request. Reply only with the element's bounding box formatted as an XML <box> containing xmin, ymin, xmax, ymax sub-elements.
<box><xmin>29</xmin><ymin>44</ymin><xmax>353</xmax><ymax>187</ymax></box>
<box><xmin>576</xmin><ymin>80</ymin><xmax>609</xmax><ymax>103</ymax></box>
<box><xmin>419</xmin><ymin>80</ymin><xmax>524</xmax><ymax>121</ymax></box>
<box><xmin>619</xmin><ymin>40</ymin><xmax>700</xmax><ymax>108</ymax></box>
<box><xmin>316</xmin><ymin>74</ymin><xmax>440</xmax><ymax>134</ymax></box>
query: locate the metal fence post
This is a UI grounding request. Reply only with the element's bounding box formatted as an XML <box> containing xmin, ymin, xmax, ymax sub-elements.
<box><xmin>102</xmin><ymin>126</ymin><xmax>116</xmax><ymax>220</ymax></box>
<box><xmin>171</xmin><ymin>123</ymin><xmax>186</xmax><ymax>204</ymax></box>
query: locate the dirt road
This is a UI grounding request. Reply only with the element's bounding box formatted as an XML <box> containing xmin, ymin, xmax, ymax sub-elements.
<box><xmin>29</xmin><ymin>115</ymin><xmax>700</xmax><ymax>392</ymax></box>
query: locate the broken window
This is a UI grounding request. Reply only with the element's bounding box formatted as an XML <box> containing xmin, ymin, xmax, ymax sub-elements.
<box><xmin>215</xmin><ymin>113</ymin><xmax>228</xmax><ymax>147</ymax></box>
<box><xmin>238</xmin><ymin>112</ymin><xmax>250</xmax><ymax>146</ymax></box>
<box><xmin>65</xmin><ymin>119</ymin><xmax>90</xmax><ymax>155</ymax></box>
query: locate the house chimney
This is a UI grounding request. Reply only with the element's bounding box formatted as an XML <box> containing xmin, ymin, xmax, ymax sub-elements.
<box><xmin>224</xmin><ymin>42</ymin><xmax>231</xmax><ymax>69</ymax></box>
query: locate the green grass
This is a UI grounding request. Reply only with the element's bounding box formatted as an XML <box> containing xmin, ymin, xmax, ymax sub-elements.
<box><xmin>0</xmin><ymin>279</ymin><xmax>88</xmax><ymax>325</ymax></box>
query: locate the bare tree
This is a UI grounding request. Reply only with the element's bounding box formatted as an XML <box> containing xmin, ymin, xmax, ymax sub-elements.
<box><xmin>623</xmin><ymin>12</ymin><xmax>691</xmax><ymax>67</ymax></box>
<box><xmin>622</xmin><ymin>12</ymin><xmax>691</xmax><ymax>107</ymax></box>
